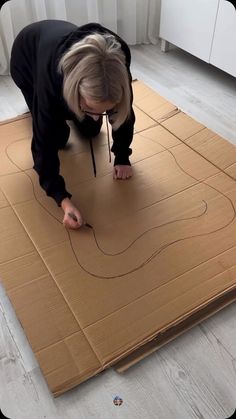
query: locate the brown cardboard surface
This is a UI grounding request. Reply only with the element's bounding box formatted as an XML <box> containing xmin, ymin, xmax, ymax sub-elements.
<box><xmin>0</xmin><ymin>80</ymin><xmax>236</xmax><ymax>396</ymax></box>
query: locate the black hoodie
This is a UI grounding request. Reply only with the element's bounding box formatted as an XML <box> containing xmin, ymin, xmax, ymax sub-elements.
<box><xmin>0</xmin><ymin>0</ymin><xmax>10</xmax><ymax>9</ymax></box>
<box><xmin>10</xmin><ymin>20</ymin><xmax>135</xmax><ymax>205</ymax></box>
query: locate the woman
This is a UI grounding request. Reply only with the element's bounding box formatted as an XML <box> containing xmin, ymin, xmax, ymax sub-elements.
<box><xmin>10</xmin><ymin>20</ymin><xmax>135</xmax><ymax>229</ymax></box>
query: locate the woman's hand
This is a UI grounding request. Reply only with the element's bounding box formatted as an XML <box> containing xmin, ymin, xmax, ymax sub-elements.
<box><xmin>113</xmin><ymin>165</ymin><xmax>133</xmax><ymax>180</ymax></box>
<box><xmin>61</xmin><ymin>198</ymin><xmax>83</xmax><ymax>229</ymax></box>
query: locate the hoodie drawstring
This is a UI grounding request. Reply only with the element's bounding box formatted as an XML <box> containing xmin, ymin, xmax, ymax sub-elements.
<box><xmin>89</xmin><ymin>137</ymin><xmax>97</xmax><ymax>177</ymax></box>
<box><xmin>106</xmin><ymin>114</ymin><xmax>111</xmax><ymax>163</ymax></box>
<box><xmin>89</xmin><ymin>114</ymin><xmax>111</xmax><ymax>177</ymax></box>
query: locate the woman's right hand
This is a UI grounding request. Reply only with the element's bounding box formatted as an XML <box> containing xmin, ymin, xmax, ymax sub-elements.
<box><xmin>61</xmin><ymin>198</ymin><xmax>84</xmax><ymax>229</ymax></box>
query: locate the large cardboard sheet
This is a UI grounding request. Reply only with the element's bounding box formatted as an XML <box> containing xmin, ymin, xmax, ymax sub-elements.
<box><xmin>0</xmin><ymin>81</ymin><xmax>236</xmax><ymax>396</ymax></box>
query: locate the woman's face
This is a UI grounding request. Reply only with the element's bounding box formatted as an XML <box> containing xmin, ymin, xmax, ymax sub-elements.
<box><xmin>80</xmin><ymin>96</ymin><xmax>117</xmax><ymax>120</ymax></box>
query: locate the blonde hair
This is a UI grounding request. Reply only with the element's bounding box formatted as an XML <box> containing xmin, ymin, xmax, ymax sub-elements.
<box><xmin>58</xmin><ymin>32</ymin><xmax>131</xmax><ymax>130</ymax></box>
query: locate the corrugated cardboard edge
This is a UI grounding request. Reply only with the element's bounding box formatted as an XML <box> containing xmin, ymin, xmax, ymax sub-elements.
<box><xmin>114</xmin><ymin>284</ymin><xmax>236</xmax><ymax>373</ymax></box>
<box><xmin>52</xmin><ymin>285</ymin><xmax>236</xmax><ymax>396</ymax></box>
<box><xmin>0</xmin><ymin>112</ymin><xmax>31</xmax><ymax>125</ymax></box>
<box><xmin>52</xmin><ymin>366</ymin><xmax>105</xmax><ymax>397</ymax></box>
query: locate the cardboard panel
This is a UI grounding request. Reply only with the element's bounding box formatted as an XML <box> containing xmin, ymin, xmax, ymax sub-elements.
<box><xmin>0</xmin><ymin>80</ymin><xmax>236</xmax><ymax>396</ymax></box>
<box><xmin>114</xmin><ymin>285</ymin><xmax>236</xmax><ymax>373</ymax></box>
<box><xmin>162</xmin><ymin>111</ymin><xmax>205</xmax><ymax>140</ymax></box>
<box><xmin>185</xmin><ymin>128</ymin><xmax>236</xmax><ymax>179</ymax></box>
<box><xmin>8</xmin><ymin>275</ymin><xmax>81</xmax><ymax>352</ymax></box>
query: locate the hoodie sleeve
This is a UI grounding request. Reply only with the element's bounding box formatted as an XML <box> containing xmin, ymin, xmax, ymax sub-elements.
<box><xmin>0</xmin><ymin>0</ymin><xmax>10</xmax><ymax>10</ymax></box>
<box><xmin>31</xmin><ymin>88</ymin><xmax>72</xmax><ymax>206</ymax></box>
<box><xmin>110</xmin><ymin>43</ymin><xmax>135</xmax><ymax>166</ymax></box>
<box><xmin>111</xmin><ymin>106</ymin><xmax>135</xmax><ymax>166</ymax></box>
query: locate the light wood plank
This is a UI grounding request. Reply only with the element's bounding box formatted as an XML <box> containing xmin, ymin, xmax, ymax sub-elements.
<box><xmin>130</xmin><ymin>44</ymin><xmax>236</xmax><ymax>146</ymax></box>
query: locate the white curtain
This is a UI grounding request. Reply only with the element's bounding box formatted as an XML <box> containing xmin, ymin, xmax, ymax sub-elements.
<box><xmin>0</xmin><ymin>0</ymin><xmax>161</xmax><ymax>75</ymax></box>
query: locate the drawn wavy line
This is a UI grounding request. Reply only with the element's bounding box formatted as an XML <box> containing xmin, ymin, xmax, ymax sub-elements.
<box><xmin>89</xmin><ymin>131</ymin><xmax>236</xmax><ymax>260</ymax></box>
<box><xmin>3</xmin><ymin>129</ymin><xmax>236</xmax><ymax>279</ymax></box>
<box><xmin>92</xmin><ymin>201</ymin><xmax>208</xmax><ymax>256</ymax></box>
<box><xmin>3</xmin><ymin>142</ymin><xmax>208</xmax><ymax>278</ymax></box>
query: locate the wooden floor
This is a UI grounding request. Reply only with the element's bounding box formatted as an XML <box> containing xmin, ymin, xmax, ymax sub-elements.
<box><xmin>0</xmin><ymin>43</ymin><xmax>236</xmax><ymax>419</ymax></box>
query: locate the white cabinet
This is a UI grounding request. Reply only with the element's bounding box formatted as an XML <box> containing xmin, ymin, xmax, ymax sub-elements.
<box><xmin>210</xmin><ymin>0</ymin><xmax>236</xmax><ymax>77</ymax></box>
<box><xmin>159</xmin><ymin>0</ymin><xmax>236</xmax><ymax>77</ymax></box>
<box><xmin>159</xmin><ymin>0</ymin><xmax>219</xmax><ymax>62</ymax></box>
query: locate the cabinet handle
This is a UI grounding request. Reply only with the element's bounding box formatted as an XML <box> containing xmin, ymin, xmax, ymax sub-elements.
<box><xmin>225</xmin><ymin>0</ymin><xmax>236</xmax><ymax>10</ymax></box>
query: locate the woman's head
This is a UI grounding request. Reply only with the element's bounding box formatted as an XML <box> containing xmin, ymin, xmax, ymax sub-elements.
<box><xmin>58</xmin><ymin>32</ymin><xmax>131</xmax><ymax>129</ymax></box>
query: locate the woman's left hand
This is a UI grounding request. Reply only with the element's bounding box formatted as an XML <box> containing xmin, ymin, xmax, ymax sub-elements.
<box><xmin>113</xmin><ymin>165</ymin><xmax>133</xmax><ymax>180</ymax></box>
